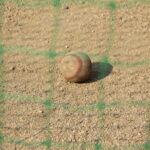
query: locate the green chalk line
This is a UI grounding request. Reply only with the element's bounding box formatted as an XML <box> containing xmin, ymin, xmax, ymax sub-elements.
<box><xmin>95</xmin><ymin>1</ymin><xmax>117</xmax><ymax>148</ymax></box>
<box><xmin>144</xmin><ymin>142</ymin><xmax>150</xmax><ymax>150</ymax></box>
<box><xmin>1</xmin><ymin>92</ymin><xmax>150</xmax><ymax>111</ymax></box>
<box><xmin>51</xmin><ymin>0</ymin><xmax>61</xmax><ymax>7</ymax></box>
<box><xmin>0</xmin><ymin>133</ymin><xmax>4</xmax><ymax>146</ymax></box>
<box><xmin>44</xmin><ymin>2</ymin><xmax>61</xmax><ymax>148</ymax></box>
<box><xmin>4</xmin><ymin>135</ymin><xmax>49</xmax><ymax>148</ymax></box>
<box><xmin>2</xmin><ymin>92</ymin><xmax>44</xmax><ymax>103</ymax></box>
<box><xmin>111</xmin><ymin>59</ymin><xmax>150</xmax><ymax>68</ymax></box>
<box><xmin>2</xmin><ymin>133</ymin><xmax>148</xmax><ymax>149</ymax></box>
<box><xmin>0</xmin><ymin>1</ymin><xmax>5</xmax><ymax>149</ymax></box>
<box><xmin>4</xmin><ymin>0</ymin><xmax>52</xmax><ymax>8</ymax></box>
<box><xmin>4</xmin><ymin>0</ymin><xmax>150</xmax><ymax>9</ymax></box>
<box><xmin>2</xmin><ymin>45</ymin><xmax>150</xmax><ymax>68</ymax></box>
<box><xmin>2</xmin><ymin>45</ymin><xmax>65</xmax><ymax>58</ymax></box>
<box><xmin>94</xmin><ymin>142</ymin><xmax>102</xmax><ymax>150</ymax></box>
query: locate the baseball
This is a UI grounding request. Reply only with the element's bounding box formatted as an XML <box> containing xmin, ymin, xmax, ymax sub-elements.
<box><xmin>59</xmin><ymin>51</ymin><xmax>92</xmax><ymax>83</ymax></box>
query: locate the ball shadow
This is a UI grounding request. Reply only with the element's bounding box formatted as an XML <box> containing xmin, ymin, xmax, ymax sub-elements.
<box><xmin>87</xmin><ymin>61</ymin><xmax>113</xmax><ymax>83</ymax></box>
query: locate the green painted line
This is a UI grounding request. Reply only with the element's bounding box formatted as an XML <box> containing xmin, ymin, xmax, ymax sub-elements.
<box><xmin>3</xmin><ymin>92</ymin><xmax>44</xmax><ymax>103</ymax></box>
<box><xmin>2</xmin><ymin>45</ymin><xmax>59</xmax><ymax>58</ymax></box>
<box><xmin>5</xmin><ymin>136</ymin><xmax>43</xmax><ymax>148</ymax></box>
<box><xmin>51</xmin><ymin>0</ymin><xmax>61</xmax><ymax>7</ymax></box>
<box><xmin>0</xmin><ymin>0</ymin><xmax>4</xmax><ymax>5</ymax></box>
<box><xmin>107</xmin><ymin>0</ymin><xmax>116</xmax><ymax>10</ymax></box>
<box><xmin>45</xmin><ymin>2</ymin><xmax>61</xmax><ymax>149</ymax></box>
<box><xmin>0</xmin><ymin>92</ymin><xmax>4</xmax><ymax>103</ymax></box>
<box><xmin>43</xmin><ymin>99</ymin><xmax>55</xmax><ymax>109</ymax></box>
<box><xmin>105</xmin><ymin>11</ymin><xmax>116</xmax><ymax>55</ymax></box>
<box><xmin>96</xmin><ymin>0</ymin><xmax>116</xmax><ymax>148</ymax></box>
<box><xmin>111</xmin><ymin>59</ymin><xmax>150</xmax><ymax>67</ymax></box>
<box><xmin>1</xmin><ymin>91</ymin><xmax>150</xmax><ymax>111</ymax></box>
<box><xmin>0</xmin><ymin>45</ymin><xmax>4</xmax><ymax>55</ymax></box>
<box><xmin>96</xmin><ymin>102</ymin><xmax>106</xmax><ymax>110</ymax></box>
<box><xmin>6</xmin><ymin>0</ymin><xmax>51</xmax><ymax>8</ymax></box>
<box><xmin>5</xmin><ymin>124</ymin><xmax>51</xmax><ymax>148</ymax></box>
<box><xmin>0</xmin><ymin>133</ymin><xmax>4</xmax><ymax>145</ymax></box>
<box><xmin>144</xmin><ymin>142</ymin><xmax>150</xmax><ymax>150</ymax></box>
<box><xmin>117</xmin><ymin>0</ymin><xmax>150</xmax><ymax>9</ymax></box>
<box><xmin>41</xmin><ymin>139</ymin><xmax>52</xmax><ymax>148</ymax></box>
<box><xmin>2</xmin><ymin>133</ymin><xmax>150</xmax><ymax>149</ymax></box>
<box><xmin>94</xmin><ymin>142</ymin><xmax>101</xmax><ymax>150</ymax></box>
<box><xmin>6</xmin><ymin>0</ymin><xmax>150</xmax><ymax>9</ymax></box>
<box><xmin>0</xmin><ymin>1</ymin><xmax>5</xmax><ymax>149</ymax></box>
<box><xmin>46</xmin><ymin>50</ymin><xmax>58</xmax><ymax>58</ymax></box>
<box><xmin>2</xmin><ymin>45</ymin><xmax>150</xmax><ymax>68</ymax></box>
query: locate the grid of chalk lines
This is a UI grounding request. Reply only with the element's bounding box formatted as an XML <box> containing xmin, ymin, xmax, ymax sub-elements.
<box><xmin>0</xmin><ymin>0</ymin><xmax>150</xmax><ymax>149</ymax></box>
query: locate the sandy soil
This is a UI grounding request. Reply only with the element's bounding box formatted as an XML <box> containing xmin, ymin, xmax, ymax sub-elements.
<box><xmin>0</xmin><ymin>0</ymin><xmax>150</xmax><ymax>150</ymax></box>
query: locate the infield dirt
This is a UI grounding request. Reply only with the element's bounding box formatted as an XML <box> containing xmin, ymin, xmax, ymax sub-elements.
<box><xmin>0</xmin><ymin>1</ymin><xmax>150</xmax><ymax>150</ymax></box>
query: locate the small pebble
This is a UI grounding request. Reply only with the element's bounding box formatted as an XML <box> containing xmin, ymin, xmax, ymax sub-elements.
<box><xmin>64</xmin><ymin>6</ymin><xmax>69</xmax><ymax>10</ymax></box>
<box><xmin>22</xmin><ymin>68</ymin><xmax>26</xmax><ymax>72</ymax></box>
<box><xmin>65</xmin><ymin>45</ymin><xmax>69</xmax><ymax>49</ymax></box>
<box><xmin>11</xmin><ymin>66</ymin><xmax>16</xmax><ymax>71</ymax></box>
<box><xmin>38</xmin><ymin>110</ymin><xmax>44</xmax><ymax>113</ymax></box>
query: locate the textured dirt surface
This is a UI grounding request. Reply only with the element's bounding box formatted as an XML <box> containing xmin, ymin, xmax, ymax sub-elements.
<box><xmin>0</xmin><ymin>1</ymin><xmax>150</xmax><ymax>150</ymax></box>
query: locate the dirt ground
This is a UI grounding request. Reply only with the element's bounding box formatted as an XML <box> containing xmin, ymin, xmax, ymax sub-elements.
<box><xmin>0</xmin><ymin>0</ymin><xmax>150</xmax><ymax>150</ymax></box>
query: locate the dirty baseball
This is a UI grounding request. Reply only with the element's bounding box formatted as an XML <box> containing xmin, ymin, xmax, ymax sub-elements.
<box><xmin>59</xmin><ymin>51</ymin><xmax>92</xmax><ymax>83</ymax></box>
